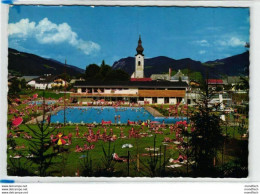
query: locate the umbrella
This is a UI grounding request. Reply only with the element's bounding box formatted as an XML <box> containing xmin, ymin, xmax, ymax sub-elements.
<box><xmin>33</xmin><ymin>94</ymin><xmax>38</xmax><ymax>99</ymax></box>
<box><xmin>122</xmin><ymin>144</ymin><xmax>133</xmax><ymax>148</ymax></box>
<box><xmin>12</xmin><ymin>117</ymin><xmax>23</xmax><ymax>127</ymax></box>
<box><xmin>150</xmin><ymin>121</ymin><xmax>159</xmax><ymax>124</ymax></box>
<box><xmin>52</xmin><ymin>133</ymin><xmax>68</xmax><ymax>146</ymax></box>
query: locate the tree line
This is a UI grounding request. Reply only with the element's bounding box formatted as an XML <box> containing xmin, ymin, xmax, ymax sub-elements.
<box><xmin>84</xmin><ymin>60</ymin><xmax>130</xmax><ymax>82</ymax></box>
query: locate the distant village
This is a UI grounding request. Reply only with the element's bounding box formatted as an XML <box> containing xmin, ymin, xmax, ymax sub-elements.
<box><xmin>8</xmin><ymin>36</ymin><xmax>249</xmax><ymax>109</ymax></box>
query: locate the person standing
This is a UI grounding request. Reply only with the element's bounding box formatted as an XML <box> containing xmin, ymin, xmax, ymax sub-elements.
<box><xmin>68</xmin><ymin>133</ymin><xmax>72</xmax><ymax>144</ymax></box>
<box><xmin>118</xmin><ymin>114</ymin><xmax>121</xmax><ymax>122</ymax></box>
<box><xmin>75</xmin><ymin>124</ymin><xmax>79</xmax><ymax>137</ymax></box>
<box><xmin>114</xmin><ymin>115</ymin><xmax>117</xmax><ymax>124</ymax></box>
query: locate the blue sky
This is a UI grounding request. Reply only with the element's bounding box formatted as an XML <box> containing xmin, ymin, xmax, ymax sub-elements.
<box><xmin>8</xmin><ymin>6</ymin><xmax>249</xmax><ymax>69</ymax></box>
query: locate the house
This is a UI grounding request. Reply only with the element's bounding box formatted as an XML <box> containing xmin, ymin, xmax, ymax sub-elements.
<box><xmin>185</xmin><ymin>91</ymin><xmax>201</xmax><ymax>105</ymax></box>
<box><xmin>190</xmin><ymin>80</ymin><xmax>200</xmax><ymax>87</ymax></box>
<box><xmin>28</xmin><ymin>74</ymin><xmax>68</xmax><ymax>89</ymax></box>
<box><xmin>223</xmin><ymin>76</ymin><xmax>247</xmax><ymax>93</ymax></box>
<box><xmin>52</xmin><ymin>78</ymin><xmax>68</xmax><ymax>88</ymax></box>
<box><xmin>207</xmin><ymin>79</ymin><xmax>224</xmax><ymax>90</ymax></box>
<box><xmin>170</xmin><ymin>70</ymin><xmax>189</xmax><ymax>84</ymax></box>
<box><xmin>150</xmin><ymin>74</ymin><xmax>169</xmax><ymax>81</ymax></box>
<box><xmin>209</xmin><ymin>92</ymin><xmax>232</xmax><ymax>108</ymax></box>
<box><xmin>70</xmin><ymin>78</ymin><xmax>85</xmax><ymax>84</ymax></box>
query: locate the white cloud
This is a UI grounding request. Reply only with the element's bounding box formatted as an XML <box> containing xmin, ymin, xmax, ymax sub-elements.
<box><xmin>229</xmin><ymin>37</ymin><xmax>246</xmax><ymax>47</ymax></box>
<box><xmin>76</xmin><ymin>39</ymin><xmax>100</xmax><ymax>55</ymax></box>
<box><xmin>199</xmin><ymin>50</ymin><xmax>206</xmax><ymax>54</ymax></box>
<box><xmin>9</xmin><ymin>18</ymin><xmax>36</xmax><ymax>38</ymax></box>
<box><xmin>8</xmin><ymin>17</ymin><xmax>100</xmax><ymax>55</ymax></box>
<box><xmin>216</xmin><ymin>37</ymin><xmax>246</xmax><ymax>47</ymax></box>
<box><xmin>193</xmin><ymin>40</ymin><xmax>210</xmax><ymax>47</ymax></box>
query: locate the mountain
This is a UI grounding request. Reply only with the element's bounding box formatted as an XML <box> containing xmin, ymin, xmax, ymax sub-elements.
<box><xmin>8</xmin><ymin>48</ymin><xmax>84</xmax><ymax>76</ymax></box>
<box><xmin>205</xmin><ymin>51</ymin><xmax>249</xmax><ymax>77</ymax></box>
<box><xmin>112</xmin><ymin>51</ymin><xmax>249</xmax><ymax>78</ymax></box>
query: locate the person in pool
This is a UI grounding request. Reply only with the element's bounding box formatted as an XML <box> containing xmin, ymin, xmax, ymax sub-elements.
<box><xmin>114</xmin><ymin>115</ymin><xmax>117</xmax><ymax>124</ymax></box>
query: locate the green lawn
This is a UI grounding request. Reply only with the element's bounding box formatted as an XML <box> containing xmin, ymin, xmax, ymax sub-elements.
<box><xmin>19</xmin><ymin>89</ymin><xmax>70</xmax><ymax>99</ymax></box>
<box><xmin>7</xmin><ymin>123</ymin><xmax>247</xmax><ymax>177</ymax></box>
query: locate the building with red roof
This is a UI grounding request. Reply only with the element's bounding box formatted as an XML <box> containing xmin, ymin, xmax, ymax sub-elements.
<box><xmin>207</xmin><ymin>79</ymin><xmax>224</xmax><ymax>90</ymax></box>
<box><xmin>207</xmin><ymin>79</ymin><xmax>223</xmax><ymax>84</ymax></box>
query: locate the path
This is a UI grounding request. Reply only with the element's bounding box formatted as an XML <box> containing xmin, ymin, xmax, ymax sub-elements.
<box><xmin>26</xmin><ymin>106</ymin><xmax>64</xmax><ymax>124</ymax></box>
<box><xmin>144</xmin><ymin>106</ymin><xmax>163</xmax><ymax>117</ymax></box>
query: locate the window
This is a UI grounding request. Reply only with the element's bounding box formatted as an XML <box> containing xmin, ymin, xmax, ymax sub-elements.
<box><xmin>138</xmin><ymin>61</ymin><xmax>141</xmax><ymax>66</ymax></box>
<box><xmin>164</xmin><ymin>97</ymin><xmax>169</xmax><ymax>104</ymax></box>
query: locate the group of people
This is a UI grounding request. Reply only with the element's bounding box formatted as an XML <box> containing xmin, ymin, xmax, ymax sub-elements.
<box><xmin>114</xmin><ymin>114</ymin><xmax>121</xmax><ymax>123</ymax></box>
<box><xmin>168</xmin><ymin>103</ymin><xmax>188</xmax><ymax>117</ymax></box>
<box><xmin>7</xmin><ymin>131</ymin><xmax>32</xmax><ymax>139</ymax></box>
<box><xmin>75</xmin><ymin>144</ymin><xmax>95</xmax><ymax>152</ymax></box>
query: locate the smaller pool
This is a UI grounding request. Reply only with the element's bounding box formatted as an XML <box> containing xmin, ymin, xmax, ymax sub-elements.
<box><xmin>28</xmin><ymin>100</ymin><xmax>57</xmax><ymax>105</ymax></box>
<box><xmin>154</xmin><ymin>117</ymin><xmax>188</xmax><ymax>124</ymax></box>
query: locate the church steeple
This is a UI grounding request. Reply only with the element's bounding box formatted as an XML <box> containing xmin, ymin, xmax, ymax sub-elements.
<box><xmin>136</xmin><ymin>35</ymin><xmax>144</xmax><ymax>55</ymax></box>
<box><xmin>132</xmin><ymin>35</ymin><xmax>145</xmax><ymax>78</ymax></box>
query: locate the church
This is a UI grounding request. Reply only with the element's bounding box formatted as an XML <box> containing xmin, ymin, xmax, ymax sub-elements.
<box><xmin>131</xmin><ymin>36</ymin><xmax>145</xmax><ymax>79</ymax></box>
<box><xmin>72</xmin><ymin>36</ymin><xmax>188</xmax><ymax>104</ymax></box>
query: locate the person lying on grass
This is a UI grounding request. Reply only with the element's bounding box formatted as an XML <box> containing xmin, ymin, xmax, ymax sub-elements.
<box><xmin>169</xmin><ymin>154</ymin><xmax>187</xmax><ymax>164</ymax></box>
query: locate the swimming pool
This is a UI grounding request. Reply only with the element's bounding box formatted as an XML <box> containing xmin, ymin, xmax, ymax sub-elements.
<box><xmin>50</xmin><ymin>107</ymin><xmax>187</xmax><ymax>124</ymax></box>
<box><xmin>28</xmin><ymin>100</ymin><xmax>57</xmax><ymax>105</ymax></box>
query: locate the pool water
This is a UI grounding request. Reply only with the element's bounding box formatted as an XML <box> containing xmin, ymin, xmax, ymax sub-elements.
<box><xmin>50</xmin><ymin>107</ymin><xmax>187</xmax><ymax>124</ymax></box>
<box><xmin>28</xmin><ymin>100</ymin><xmax>57</xmax><ymax>105</ymax></box>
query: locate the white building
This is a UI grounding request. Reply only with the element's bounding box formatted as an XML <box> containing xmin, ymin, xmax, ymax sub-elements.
<box><xmin>170</xmin><ymin>69</ymin><xmax>189</xmax><ymax>84</ymax></box>
<box><xmin>72</xmin><ymin>80</ymin><xmax>188</xmax><ymax>105</ymax></box>
<box><xmin>28</xmin><ymin>74</ymin><xmax>68</xmax><ymax>90</ymax></box>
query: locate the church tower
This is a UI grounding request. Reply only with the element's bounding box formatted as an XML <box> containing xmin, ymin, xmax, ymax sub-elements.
<box><xmin>134</xmin><ymin>35</ymin><xmax>144</xmax><ymax>78</ymax></box>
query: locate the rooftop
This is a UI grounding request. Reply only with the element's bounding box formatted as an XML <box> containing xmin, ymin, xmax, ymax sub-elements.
<box><xmin>19</xmin><ymin>76</ymin><xmax>40</xmax><ymax>82</ymax></box>
<box><xmin>207</xmin><ymin>79</ymin><xmax>223</xmax><ymax>84</ymax></box>
<box><xmin>74</xmin><ymin>80</ymin><xmax>188</xmax><ymax>89</ymax></box>
<box><xmin>131</xmin><ymin>78</ymin><xmax>152</xmax><ymax>82</ymax></box>
<box><xmin>33</xmin><ymin>75</ymin><xmax>67</xmax><ymax>83</ymax></box>
<box><xmin>171</xmin><ymin>69</ymin><xmax>189</xmax><ymax>81</ymax></box>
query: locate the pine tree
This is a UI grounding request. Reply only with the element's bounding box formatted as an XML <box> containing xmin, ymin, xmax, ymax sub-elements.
<box><xmin>25</xmin><ymin>91</ymin><xmax>59</xmax><ymax>176</ymax></box>
<box><xmin>189</xmin><ymin>77</ymin><xmax>224</xmax><ymax>177</ymax></box>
